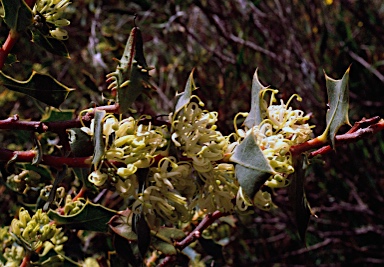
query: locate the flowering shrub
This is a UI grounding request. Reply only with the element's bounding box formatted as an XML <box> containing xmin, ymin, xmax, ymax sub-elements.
<box><xmin>0</xmin><ymin>1</ymin><xmax>383</xmax><ymax>266</ymax></box>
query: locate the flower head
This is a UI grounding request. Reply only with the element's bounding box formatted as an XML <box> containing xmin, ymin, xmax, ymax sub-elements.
<box><xmin>33</xmin><ymin>0</ymin><xmax>71</xmax><ymax>40</ymax></box>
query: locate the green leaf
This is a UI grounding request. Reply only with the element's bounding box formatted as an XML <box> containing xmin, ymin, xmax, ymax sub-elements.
<box><xmin>244</xmin><ymin>69</ymin><xmax>266</xmax><ymax>129</ymax></box>
<box><xmin>112</xmin><ymin>234</ymin><xmax>139</xmax><ymax>267</ymax></box>
<box><xmin>41</xmin><ymin>108</ymin><xmax>74</xmax><ymax>122</ymax></box>
<box><xmin>288</xmin><ymin>155</ymin><xmax>314</xmax><ymax>244</ymax></box>
<box><xmin>31</xmin><ymin>29</ymin><xmax>70</xmax><ymax>58</ymax></box>
<box><xmin>1</xmin><ymin>0</ymin><xmax>33</xmax><ymax>32</ymax></box>
<box><xmin>91</xmin><ymin>110</ymin><xmax>106</xmax><ymax>166</ymax></box>
<box><xmin>320</xmin><ymin>67</ymin><xmax>351</xmax><ymax>147</ymax></box>
<box><xmin>174</xmin><ymin>69</ymin><xmax>197</xmax><ymax>115</ymax></box>
<box><xmin>48</xmin><ymin>200</ymin><xmax>117</xmax><ymax>232</ymax></box>
<box><xmin>108</xmin><ymin>211</ymin><xmax>138</xmax><ymax>241</ymax></box>
<box><xmin>68</xmin><ymin>128</ymin><xmax>94</xmax><ymax>157</ymax></box>
<box><xmin>230</xmin><ymin>134</ymin><xmax>274</xmax><ymax>199</ymax></box>
<box><xmin>155</xmin><ymin>227</ymin><xmax>186</xmax><ymax>241</ymax></box>
<box><xmin>133</xmin><ymin>212</ymin><xmax>151</xmax><ymax>258</ymax></box>
<box><xmin>152</xmin><ymin>238</ymin><xmax>177</xmax><ymax>255</ymax></box>
<box><xmin>0</xmin><ymin>71</ymin><xmax>74</xmax><ymax>108</ymax></box>
<box><xmin>107</xmin><ymin>26</ymin><xmax>153</xmax><ymax>114</ymax></box>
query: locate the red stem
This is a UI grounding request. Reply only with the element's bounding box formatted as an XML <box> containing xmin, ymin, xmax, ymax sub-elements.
<box><xmin>0</xmin><ymin>31</ymin><xmax>19</xmax><ymax>70</ymax></box>
<box><xmin>290</xmin><ymin>117</ymin><xmax>384</xmax><ymax>157</ymax></box>
<box><xmin>73</xmin><ymin>186</ymin><xmax>87</xmax><ymax>201</ymax></box>
<box><xmin>0</xmin><ymin>148</ymin><xmax>92</xmax><ymax>168</ymax></box>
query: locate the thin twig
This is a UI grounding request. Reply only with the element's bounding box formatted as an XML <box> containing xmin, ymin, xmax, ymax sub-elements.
<box><xmin>158</xmin><ymin>211</ymin><xmax>226</xmax><ymax>267</ymax></box>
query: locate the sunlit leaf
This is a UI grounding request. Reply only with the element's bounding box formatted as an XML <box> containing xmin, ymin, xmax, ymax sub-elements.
<box><xmin>0</xmin><ymin>71</ymin><xmax>74</xmax><ymax>108</ymax></box>
<box><xmin>1</xmin><ymin>0</ymin><xmax>33</xmax><ymax>32</ymax></box>
<box><xmin>244</xmin><ymin>69</ymin><xmax>266</xmax><ymax>128</ymax></box>
<box><xmin>174</xmin><ymin>69</ymin><xmax>196</xmax><ymax>115</ymax></box>
<box><xmin>288</xmin><ymin>155</ymin><xmax>315</xmax><ymax>244</ymax></box>
<box><xmin>230</xmin><ymin>134</ymin><xmax>274</xmax><ymax>199</ymax></box>
<box><xmin>48</xmin><ymin>200</ymin><xmax>117</xmax><ymax>232</ymax></box>
<box><xmin>91</xmin><ymin>110</ymin><xmax>106</xmax><ymax>166</ymax></box>
<box><xmin>320</xmin><ymin>67</ymin><xmax>351</xmax><ymax>147</ymax></box>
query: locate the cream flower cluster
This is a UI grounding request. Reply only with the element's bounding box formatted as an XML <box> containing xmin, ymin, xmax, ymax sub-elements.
<box><xmin>171</xmin><ymin>101</ymin><xmax>229</xmax><ymax>172</ymax></box>
<box><xmin>10</xmin><ymin>209</ymin><xmax>65</xmax><ymax>252</ymax></box>
<box><xmin>192</xmin><ymin>163</ymin><xmax>239</xmax><ymax>213</ymax></box>
<box><xmin>83</xmin><ymin>115</ymin><xmax>168</xmax><ymax>187</ymax></box>
<box><xmin>33</xmin><ymin>0</ymin><xmax>71</xmax><ymax>40</ymax></box>
<box><xmin>132</xmin><ymin>157</ymin><xmax>193</xmax><ymax>225</ymax></box>
<box><xmin>170</xmin><ymin>101</ymin><xmax>241</xmax><ymax>213</ymax></box>
<box><xmin>238</xmin><ymin>89</ymin><xmax>313</xmax><ymax>209</ymax></box>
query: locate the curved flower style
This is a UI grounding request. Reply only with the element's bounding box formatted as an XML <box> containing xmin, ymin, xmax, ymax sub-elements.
<box><xmin>33</xmin><ymin>0</ymin><xmax>71</xmax><ymax>40</ymax></box>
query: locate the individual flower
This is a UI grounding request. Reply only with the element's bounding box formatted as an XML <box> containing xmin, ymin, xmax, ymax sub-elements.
<box><xmin>88</xmin><ymin>170</ymin><xmax>108</xmax><ymax>187</ymax></box>
<box><xmin>115</xmin><ymin>174</ymin><xmax>137</xmax><ymax>198</ymax></box>
<box><xmin>117</xmin><ymin>164</ymin><xmax>137</xmax><ymax>179</ymax></box>
<box><xmin>33</xmin><ymin>0</ymin><xmax>71</xmax><ymax>40</ymax></box>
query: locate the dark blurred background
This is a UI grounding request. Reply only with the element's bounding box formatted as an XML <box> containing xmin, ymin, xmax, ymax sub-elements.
<box><xmin>1</xmin><ymin>0</ymin><xmax>383</xmax><ymax>266</ymax></box>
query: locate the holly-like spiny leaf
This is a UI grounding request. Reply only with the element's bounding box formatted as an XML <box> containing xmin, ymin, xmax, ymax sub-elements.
<box><xmin>107</xmin><ymin>26</ymin><xmax>153</xmax><ymax>114</ymax></box>
<box><xmin>41</xmin><ymin>108</ymin><xmax>74</xmax><ymax>122</ymax></box>
<box><xmin>0</xmin><ymin>71</ymin><xmax>74</xmax><ymax>108</ymax></box>
<box><xmin>288</xmin><ymin>155</ymin><xmax>315</xmax><ymax>244</ymax></box>
<box><xmin>230</xmin><ymin>134</ymin><xmax>275</xmax><ymax>199</ymax></box>
<box><xmin>320</xmin><ymin>67</ymin><xmax>351</xmax><ymax>148</ymax></box>
<box><xmin>48</xmin><ymin>200</ymin><xmax>117</xmax><ymax>232</ymax></box>
<box><xmin>1</xmin><ymin>0</ymin><xmax>33</xmax><ymax>32</ymax></box>
<box><xmin>174</xmin><ymin>69</ymin><xmax>197</xmax><ymax>115</ymax></box>
<box><xmin>244</xmin><ymin>69</ymin><xmax>267</xmax><ymax>129</ymax></box>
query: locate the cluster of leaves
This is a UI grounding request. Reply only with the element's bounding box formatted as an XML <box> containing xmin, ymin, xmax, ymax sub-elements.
<box><xmin>0</xmin><ymin>1</ymin><xmax>383</xmax><ymax>266</ymax></box>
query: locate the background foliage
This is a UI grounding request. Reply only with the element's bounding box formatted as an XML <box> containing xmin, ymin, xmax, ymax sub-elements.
<box><xmin>1</xmin><ymin>0</ymin><xmax>383</xmax><ymax>265</ymax></box>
